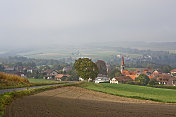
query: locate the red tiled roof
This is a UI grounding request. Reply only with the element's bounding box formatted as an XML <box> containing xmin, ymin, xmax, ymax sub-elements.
<box><xmin>55</xmin><ymin>74</ymin><xmax>70</xmax><ymax>79</ymax></box>
<box><xmin>122</xmin><ymin>70</ymin><xmax>136</xmax><ymax>75</ymax></box>
<box><xmin>126</xmin><ymin>75</ymin><xmax>139</xmax><ymax>80</ymax></box>
<box><xmin>148</xmin><ymin>76</ymin><xmax>154</xmax><ymax>79</ymax></box>
<box><xmin>112</xmin><ymin>76</ymin><xmax>132</xmax><ymax>82</ymax></box>
<box><xmin>170</xmin><ymin>69</ymin><xmax>176</xmax><ymax>73</ymax></box>
<box><xmin>55</xmin><ymin>74</ymin><xmax>64</xmax><ymax>78</ymax></box>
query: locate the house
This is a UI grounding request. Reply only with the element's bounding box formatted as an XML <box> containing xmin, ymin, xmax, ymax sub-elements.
<box><xmin>95</xmin><ymin>76</ymin><xmax>109</xmax><ymax>83</ymax></box>
<box><xmin>45</xmin><ymin>70</ymin><xmax>59</xmax><ymax>79</ymax></box>
<box><xmin>55</xmin><ymin>74</ymin><xmax>70</xmax><ymax>81</ymax></box>
<box><xmin>26</xmin><ymin>69</ymin><xmax>33</xmax><ymax>73</ymax></box>
<box><xmin>79</xmin><ymin>77</ymin><xmax>85</xmax><ymax>81</ymax></box>
<box><xmin>157</xmin><ymin>74</ymin><xmax>176</xmax><ymax>86</ymax></box>
<box><xmin>4</xmin><ymin>67</ymin><xmax>15</xmax><ymax>73</ymax></box>
<box><xmin>110</xmin><ymin>78</ymin><xmax>119</xmax><ymax>84</ymax></box>
<box><xmin>152</xmin><ymin>69</ymin><xmax>162</xmax><ymax>78</ymax></box>
<box><xmin>170</xmin><ymin>69</ymin><xmax>176</xmax><ymax>77</ymax></box>
<box><xmin>15</xmin><ymin>72</ymin><xmax>26</xmax><ymax>77</ymax></box>
<box><xmin>79</xmin><ymin>77</ymin><xmax>93</xmax><ymax>82</ymax></box>
<box><xmin>110</xmin><ymin>76</ymin><xmax>132</xmax><ymax>84</ymax></box>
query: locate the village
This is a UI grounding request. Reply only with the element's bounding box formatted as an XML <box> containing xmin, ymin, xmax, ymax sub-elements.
<box><xmin>0</xmin><ymin>64</ymin><xmax>72</xmax><ymax>81</ymax></box>
<box><xmin>94</xmin><ymin>56</ymin><xmax>176</xmax><ymax>86</ymax></box>
<box><xmin>1</xmin><ymin>55</ymin><xmax>176</xmax><ymax>86</ymax></box>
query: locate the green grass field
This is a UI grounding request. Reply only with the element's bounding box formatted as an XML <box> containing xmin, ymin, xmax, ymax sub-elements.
<box><xmin>28</xmin><ymin>78</ymin><xmax>67</xmax><ymax>87</ymax></box>
<box><xmin>79</xmin><ymin>82</ymin><xmax>176</xmax><ymax>103</ymax></box>
<box><xmin>28</xmin><ymin>78</ymin><xmax>59</xmax><ymax>84</ymax></box>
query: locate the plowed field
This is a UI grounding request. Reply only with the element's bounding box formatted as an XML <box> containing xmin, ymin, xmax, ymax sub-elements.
<box><xmin>4</xmin><ymin>87</ymin><xmax>176</xmax><ymax>117</ymax></box>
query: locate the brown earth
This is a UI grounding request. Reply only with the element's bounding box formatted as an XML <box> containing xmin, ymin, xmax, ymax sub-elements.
<box><xmin>4</xmin><ymin>86</ymin><xmax>176</xmax><ymax>117</ymax></box>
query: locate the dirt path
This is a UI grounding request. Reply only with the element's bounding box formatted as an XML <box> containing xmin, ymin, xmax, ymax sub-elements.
<box><xmin>4</xmin><ymin>86</ymin><xmax>176</xmax><ymax>117</ymax></box>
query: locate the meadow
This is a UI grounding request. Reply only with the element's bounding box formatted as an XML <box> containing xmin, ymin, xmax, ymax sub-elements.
<box><xmin>28</xmin><ymin>78</ymin><xmax>66</xmax><ymax>86</ymax></box>
<box><xmin>79</xmin><ymin>82</ymin><xmax>176</xmax><ymax>103</ymax></box>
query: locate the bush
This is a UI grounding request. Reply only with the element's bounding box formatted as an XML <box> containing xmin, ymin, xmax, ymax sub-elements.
<box><xmin>135</xmin><ymin>74</ymin><xmax>150</xmax><ymax>86</ymax></box>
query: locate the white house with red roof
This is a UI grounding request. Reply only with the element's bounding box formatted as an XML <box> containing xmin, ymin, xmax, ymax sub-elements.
<box><xmin>170</xmin><ymin>69</ymin><xmax>176</xmax><ymax>77</ymax></box>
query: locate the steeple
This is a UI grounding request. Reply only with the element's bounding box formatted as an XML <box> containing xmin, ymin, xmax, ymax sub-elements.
<box><xmin>121</xmin><ymin>56</ymin><xmax>125</xmax><ymax>73</ymax></box>
<box><xmin>121</xmin><ymin>56</ymin><xmax>124</xmax><ymax>66</ymax></box>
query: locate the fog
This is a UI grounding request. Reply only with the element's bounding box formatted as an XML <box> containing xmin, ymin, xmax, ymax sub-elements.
<box><xmin>0</xmin><ymin>0</ymin><xmax>176</xmax><ymax>49</ymax></box>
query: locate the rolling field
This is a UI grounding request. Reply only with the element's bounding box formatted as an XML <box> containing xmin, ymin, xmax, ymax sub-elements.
<box><xmin>79</xmin><ymin>83</ymin><xmax>176</xmax><ymax>103</ymax></box>
<box><xmin>4</xmin><ymin>86</ymin><xmax>176</xmax><ymax>117</ymax></box>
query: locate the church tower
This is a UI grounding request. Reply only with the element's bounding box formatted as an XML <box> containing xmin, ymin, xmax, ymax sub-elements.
<box><xmin>120</xmin><ymin>56</ymin><xmax>125</xmax><ymax>73</ymax></box>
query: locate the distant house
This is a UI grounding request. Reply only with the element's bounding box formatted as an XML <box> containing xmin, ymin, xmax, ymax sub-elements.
<box><xmin>170</xmin><ymin>69</ymin><xmax>176</xmax><ymax>77</ymax></box>
<box><xmin>110</xmin><ymin>76</ymin><xmax>132</xmax><ymax>84</ymax></box>
<box><xmin>27</xmin><ymin>69</ymin><xmax>33</xmax><ymax>73</ymax></box>
<box><xmin>152</xmin><ymin>69</ymin><xmax>162</xmax><ymax>78</ymax></box>
<box><xmin>157</xmin><ymin>74</ymin><xmax>176</xmax><ymax>86</ymax></box>
<box><xmin>55</xmin><ymin>74</ymin><xmax>70</xmax><ymax>81</ymax></box>
<box><xmin>45</xmin><ymin>70</ymin><xmax>59</xmax><ymax>79</ymax></box>
<box><xmin>4</xmin><ymin>67</ymin><xmax>15</xmax><ymax>72</ymax></box>
<box><xmin>95</xmin><ymin>75</ymin><xmax>109</xmax><ymax>83</ymax></box>
<box><xmin>79</xmin><ymin>77</ymin><xmax>93</xmax><ymax>82</ymax></box>
<box><xmin>79</xmin><ymin>77</ymin><xmax>85</xmax><ymax>81</ymax></box>
<box><xmin>15</xmin><ymin>72</ymin><xmax>26</xmax><ymax>77</ymax></box>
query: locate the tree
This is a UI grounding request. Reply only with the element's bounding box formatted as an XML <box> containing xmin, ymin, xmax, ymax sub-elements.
<box><xmin>108</xmin><ymin>67</ymin><xmax>122</xmax><ymax>78</ymax></box>
<box><xmin>159</xmin><ymin>65</ymin><xmax>173</xmax><ymax>73</ymax></box>
<box><xmin>74</xmin><ymin>58</ymin><xmax>98</xmax><ymax>80</ymax></box>
<box><xmin>95</xmin><ymin>60</ymin><xmax>107</xmax><ymax>75</ymax></box>
<box><xmin>67</xmin><ymin>70</ymin><xmax>79</xmax><ymax>81</ymax></box>
<box><xmin>148</xmin><ymin>79</ymin><xmax>159</xmax><ymax>85</ymax></box>
<box><xmin>0</xmin><ymin>64</ymin><xmax>4</xmax><ymax>72</ymax></box>
<box><xmin>135</xmin><ymin>74</ymin><xmax>150</xmax><ymax>86</ymax></box>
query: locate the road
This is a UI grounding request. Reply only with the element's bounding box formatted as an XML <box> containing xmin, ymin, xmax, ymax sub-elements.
<box><xmin>4</xmin><ymin>86</ymin><xmax>176</xmax><ymax>117</ymax></box>
<box><xmin>0</xmin><ymin>83</ymin><xmax>72</xmax><ymax>94</ymax></box>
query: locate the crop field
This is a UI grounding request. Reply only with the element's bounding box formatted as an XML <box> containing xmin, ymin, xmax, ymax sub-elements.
<box><xmin>17</xmin><ymin>48</ymin><xmax>142</xmax><ymax>60</ymax></box>
<box><xmin>80</xmin><ymin>83</ymin><xmax>176</xmax><ymax>103</ymax></box>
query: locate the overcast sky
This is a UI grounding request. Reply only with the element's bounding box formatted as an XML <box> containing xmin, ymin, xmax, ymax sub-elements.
<box><xmin>0</xmin><ymin>0</ymin><xmax>176</xmax><ymax>49</ymax></box>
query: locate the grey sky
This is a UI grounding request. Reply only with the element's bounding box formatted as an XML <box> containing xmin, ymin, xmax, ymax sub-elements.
<box><xmin>0</xmin><ymin>0</ymin><xmax>176</xmax><ymax>48</ymax></box>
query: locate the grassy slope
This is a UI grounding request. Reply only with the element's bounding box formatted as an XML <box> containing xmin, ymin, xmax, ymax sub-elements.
<box><xmin>0</xmin><ymin>72</ymin><xmax>30</xmax><ymax>90</ymax></box>
<box><xmin>0</xmin><ymin>72</ymin><xmax>67</xmax><ymax>89</ymax></box>
<box><xmin>79</xmin><ymin>82</ymin><xmax>176</xmax><ymax>103</ymax></box>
